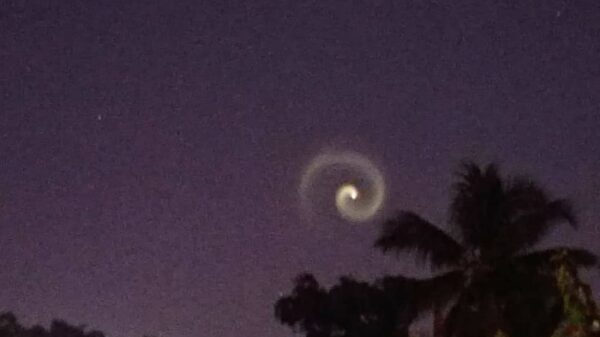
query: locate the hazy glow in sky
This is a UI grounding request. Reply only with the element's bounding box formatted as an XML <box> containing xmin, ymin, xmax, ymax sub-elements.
<box><xmin>300</xmin><ymin>150</ymin><xmax>385</xmax><ymax>222</ymax></box>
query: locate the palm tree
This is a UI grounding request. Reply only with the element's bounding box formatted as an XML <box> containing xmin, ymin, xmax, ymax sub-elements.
<box><xmin>374</xmin><ymin>162</ymin><xmax>597</xmax><ymax>337</ymax></box>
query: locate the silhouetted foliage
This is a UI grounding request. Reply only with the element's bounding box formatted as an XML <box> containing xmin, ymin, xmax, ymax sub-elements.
<box><xmin>0</xmin><ymin>313</ymin><xmax>105</xmax><ymax>337</ymax></box>
<box><xmin>276</xmin><ymin>161</ymin><xmax>598</xmax><ymax>337</ymax></box>
<box><xmin>275</xmin><ymin>273</ymin><xmax>421</xmax><ymax>337</ymax></box>
<box><xmin>551</xmin><ymin>252</ymin><xmax>600</xmax><ymax>336</ymax></box>
<box><xmin>374</xmin><ymin>162</ymin><xmax>598</xmax><ymax>337</ymax></box>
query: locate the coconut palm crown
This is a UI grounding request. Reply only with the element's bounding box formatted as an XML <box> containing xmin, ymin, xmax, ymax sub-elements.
<box><xmin>374</xmin><ymin>162</ymin><xmax>598</xmax><ymax>337</ymax></box>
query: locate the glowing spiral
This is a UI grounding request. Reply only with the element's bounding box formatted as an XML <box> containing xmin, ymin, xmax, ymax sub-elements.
<box><xmin>299</xmin><ymin>150</ymin><xmax>385</xmax><ymax>222</ymax></box>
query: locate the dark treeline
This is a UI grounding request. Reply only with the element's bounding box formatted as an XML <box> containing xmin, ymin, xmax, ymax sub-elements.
<box><xmin>0</xmin><ymin>313</ymin><xmax>154</xmax><ymax>337</ymax></box>
<box><xmin>275</xmin><ymin>162</ymin><xmax>600</xmax><ymax>337</ymax></box>
<box><xmin>0</xmin><ymin>312</ymin><xmax>105</xmax><ymax>337</ymax></box>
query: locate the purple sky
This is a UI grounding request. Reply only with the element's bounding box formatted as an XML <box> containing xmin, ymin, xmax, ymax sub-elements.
<box><xmin>1</xmin><ymin>1</ymin><xmax>599</xmax><ymax>337</ymax></box>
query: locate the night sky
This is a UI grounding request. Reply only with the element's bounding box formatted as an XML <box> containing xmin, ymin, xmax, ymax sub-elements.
<box><xmin>1</xmin><ymin>1</ymin><xmax>600</xmax><ymax>337</ymax></box>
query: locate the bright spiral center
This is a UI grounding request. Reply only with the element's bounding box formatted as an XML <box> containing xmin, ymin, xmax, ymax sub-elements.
<box><xmin>337</xmin><ymin>184</ymin><xmax>359</xmax><ymax>202</ymax></box>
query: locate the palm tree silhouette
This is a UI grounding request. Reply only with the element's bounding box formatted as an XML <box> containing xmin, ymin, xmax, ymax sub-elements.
<box><xmin>374</xmin><ymin>162</ymin><xmax>597</xmax><ymax>337</ymax></box>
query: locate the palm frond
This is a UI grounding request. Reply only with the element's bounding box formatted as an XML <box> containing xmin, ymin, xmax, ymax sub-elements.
<box><xmin>514</xmin><ymin>247</ymin><xmax>598</xmax><ymax>270</ymax></box>
<box><xmin>547</xmin><ymin>198</ymin><xmax>577</xmax><ymax>225</ymax></box>
<box><xmin>503</xmin><ymin>199</ymin><xmax>577</xmax><ymax>253</ymax></box>
<box><xmin>374</xmin><ymin>211</ymin><xmax>464</xmax><ymax>269</ymax></box>
<box><xmin>483</xmin><ymin>175</ymin><xmax>577</xmax><ymax>256</ymax></box>
<box><xmin>504</xmin><ymin>177</ymin><xmax>548</xmax><ymax>208</ymax></box>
